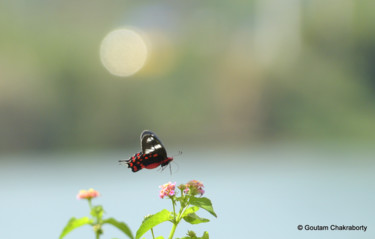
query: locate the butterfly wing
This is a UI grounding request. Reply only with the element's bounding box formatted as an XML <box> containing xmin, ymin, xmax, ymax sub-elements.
<box><xmin>119</xmin><ymin>152</ymin><xmax>143</xmax><ymax>172</ymax></box>
<box><xmin>140</xmin><ymin>130</ymin><xmax>167</xmax><ymax>158</ymax></box>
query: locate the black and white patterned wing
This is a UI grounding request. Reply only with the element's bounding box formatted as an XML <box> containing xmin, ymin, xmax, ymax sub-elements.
<box><xmin>140</xmin><ymin>130</ymin><xmax>167</xmax><ymax>157</ymax></box>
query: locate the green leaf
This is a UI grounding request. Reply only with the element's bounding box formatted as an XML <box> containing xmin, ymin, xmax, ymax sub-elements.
<box><xmin>136</xmin><ymin>209</ymin><xmax>171</xmax><ymax>239</ymax></box>
<box><xmin>176</xmin><ymin>230</ymin><xmax>199</xmax><ymax>239</ymax></box>
<box><xmin>155</xmin><ymin>237</ymin><xmax>165</xmax><ymax>239</ymax></box>
<box><xmin>200</xmin><ymin>231</ymin><xmax>209</xmax><ymax>239</ymax></box>
<box><xmin>189</xmin><ymin>197</ymin><xmax>217</xmax><ymax>217</ymax></box>
<box><xmin>179</xmin><ymin>231</ymin><xmax>209</xmax><ymax>239</ymax></box>
<box><xmin>103</xmin><ymin>218</ymin><xmax>134</xmax><ymax>239</ymax></box>
<box><xmin>59</xmin><ymin>217</ymin><xmax>93</xmax><ymax>239</ymax></box>
<box><xmin>181</xmin><ymin>206</ymin><xmax>199</xmax><ymax>218</ymax></box>
<box><xmin>182</xmin><ymin>213</ymin><xmax>209</xmax><ymax>224</ymax></box>
<box><xmin>91</xmin><ymin>205</ymin><xmax>104</xmax><ymax>220</ymax></box>
<box><xmin>186</xmin><ymin>230</ymin><xmax>197</xmax><ymax>237</ymax></box>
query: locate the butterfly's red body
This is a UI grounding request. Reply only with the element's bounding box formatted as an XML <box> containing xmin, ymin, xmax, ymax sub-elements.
<box><xmin>126</xmin><ymin>151</ymin><xmax>173</xmax><ymax>172</ymax></box>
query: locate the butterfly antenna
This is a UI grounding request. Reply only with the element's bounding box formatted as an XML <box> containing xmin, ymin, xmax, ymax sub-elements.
<box><xmin>171</xmin><ymin>160</ymin><xmax>179</xmax><ymax>174</ymax></box>
<box><xmin>118</xmin><ymin>159</ymin><xmax>127</xmax><ymax>165</ymax></box>
<box><xmin>173</xmin><ymin>151</ymin><xmax>182</xmax><ymax>157</ymax></box>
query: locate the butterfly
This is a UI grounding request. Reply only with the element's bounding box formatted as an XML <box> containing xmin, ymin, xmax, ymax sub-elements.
<box><xmin>119</xmin><ymin>130</ymin><xmax>173</xmax><ymax>172</ymax></box>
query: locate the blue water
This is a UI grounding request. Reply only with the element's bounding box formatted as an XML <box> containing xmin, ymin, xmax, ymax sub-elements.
<box><xmin>1</xmin><ymin>147</ymin><xmax>374</xmax><ymax>239</ymax></box>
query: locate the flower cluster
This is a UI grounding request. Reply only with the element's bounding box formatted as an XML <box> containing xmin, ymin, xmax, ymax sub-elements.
<box><xmin>76</xmin><ymin>188</ymin><xmax>100</xmax><ymax>200</ymax></box>
<box><xmin>179</xmin><ymin>180</ymin><xmax>205</xmax><ymax>196</ymax></box>
<box><xmin>159</xmin><ymin>182</ymin><xmax>176</xmax><ymax>199</ymax></box>
<box><xmin>154</xmin><ymin>180</ymin><xmax>215</xmax><ymax>239</ymax></box>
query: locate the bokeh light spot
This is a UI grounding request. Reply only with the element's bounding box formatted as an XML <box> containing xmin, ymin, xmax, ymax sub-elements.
<box><xmin>100</xmin><ymin>28</ymin><xmax>148</xmax><ymax>77</ymax></box>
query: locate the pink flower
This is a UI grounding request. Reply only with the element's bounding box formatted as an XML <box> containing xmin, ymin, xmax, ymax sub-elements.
<box><xmin>159</xmin><ymin>182</ymin><xmax>176</xmax><ymax>199</ymax></box>
<box><xmin>184</xmin><ymin>180</ymin><xmax>205</xmax><ymax>196</ymax></box>
<box><xmin>76</xmin><ymin>188</ymin><xmax>100</xmax><ymax>200</ymax></box>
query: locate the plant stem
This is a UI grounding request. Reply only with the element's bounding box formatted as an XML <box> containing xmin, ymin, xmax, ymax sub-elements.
<box><xmin>168</xmin><ymin>198</ymin><xmax>178</xmax><ymax>239</ymax></box>
<box><xmin>151</xmin><ymin>228</ymin><xmax>155</xmax><ymax>239</ymax></box>
<box><xmin>179</xmin><ymin>197</ymin><xmax>191</xmax><ymax>218</ymax></box>
<box><xmin>168</xmin><ymin>222</ymin><xmax>178</xmax><ymax>239</ymax></box>
<box><xmin>168</xmin><ymin>207</ymin><xmax>185</xmax><ymax>239</ymax></box>
<box><xmin>88</xmin><ymin>199</ymin><xmax>100</xmax><ymax>239</ymax></box>
<box><xmin>171</xmin><ymin>198</ymin><xmax>176</xmax><ymax>222</ymax></box>
<box><xmin>88</xmin><ymin>199</ymin><xmax>93</xmax><ymax>210</ymax></box>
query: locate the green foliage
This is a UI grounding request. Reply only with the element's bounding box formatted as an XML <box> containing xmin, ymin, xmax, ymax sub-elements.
<box><xmin>181</xmin><ymin>207</ymin><xmax>199</xmax><ymax>218</ymax></box>
<box><xmin>60</xmin><ymin>197</ymin><xmax>134</xmax><ymax>239</ymax></box>
<box><xmin>144</xmin><ymin>181</ymin><xmax>217</xmax><ymax>239</ymax></box>
<box><xmin>136</xmin><ymin>210</ymin><xmax>172</xmax><ymax>239</ymax></box>
<box><xmin>103</xmin><ymin>218</ymin><xmax>134</xmax><ymax>239</ymax></box>
<box><xmin>201</xmin><ymin>231</ymin><xmax>209</xmax><ymax>239</ymax></box>
<box><xmin>181</xmin><ymin>206</ymin><xmax>209</xmax><ymax>225</ymax></box>
<box><xmin>60</xmin><ymin>181</ymin><xmax>215</xmax><ymax>239</ymax></box>
<box><xmin>177</xmin><ymin>231</ymin><xmax>209</xmax><ymax>239</ymax></box>
<box><xmin>91</xmin><ymin>205</ymin><xmax>104</xmax><ymax>221</ymax></box>
<box><xmin>59</xmin><ymin>217</ymin><xmax>93</xmax><ymax>239</ymax></box>
<box><xmin>189</xmin><ymin>198</ymin><xmax>217</xmax><ymax>218</ymax></box>
<box><xmin>182</xmin><ymin>213</ymin><xmax>209</xmax><ymax>225</ymax></box>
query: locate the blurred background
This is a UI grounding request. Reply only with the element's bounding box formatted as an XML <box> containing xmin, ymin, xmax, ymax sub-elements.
<box><xmin>1</xmin><ymin>0</ymin><xmax>374</xmax><ymax>239</ymax></box>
